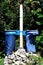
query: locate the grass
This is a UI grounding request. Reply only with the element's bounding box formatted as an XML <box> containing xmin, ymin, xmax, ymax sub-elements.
<box><xmin>39</xmin><ymin>57</ymin><xmax>43</xmax><ymax>65</ymax></box>
<box><xmin>0</xmin><ymin>58</ymin><xmax>4</xmax><ymax>65</ymax></box>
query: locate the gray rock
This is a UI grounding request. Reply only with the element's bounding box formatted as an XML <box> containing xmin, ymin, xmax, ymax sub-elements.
<box><xmin>12</xmin><ymin>63</ymin><xmax>15</xmax><ymax>65</ymax></box>
<box><xmin>15</xmin><ymin>61</ymin><xmax>20</xmax><ymax>65</ymax></box>
<box><xmin>4</xmin><ymin>56</ymin><xmax>8</xmax><ymax>64</ymax></box>
<box><xmin>4</xmin><ymin>48</ymin><xmax>31</xmax><ymax>65</ymax></box>
<box><xmin>8</xmin><ymin>59</ymin><xmax>12</xmax><ymax>64</ymax></box>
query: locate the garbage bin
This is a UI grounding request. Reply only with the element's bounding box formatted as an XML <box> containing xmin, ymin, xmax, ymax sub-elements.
<box><xmin>26</xmin><ymin>30</ymin><xmax>39</xmax><ymax>52</ymax></box>
<box><xmin>5</xmin><ymin>30</ymin><xmax>15</xmax><ymax>56</ymax></box>
<box><xmin>26</xmin><ymin>34</ymin><xmax>36</xmax><ymax>52</ymax></box>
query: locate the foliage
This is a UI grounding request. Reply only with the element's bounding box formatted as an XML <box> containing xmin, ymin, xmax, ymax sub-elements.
<box><xmin>0</xmin><ymin>0</ymin><xmax>43</xmax><ymax>55</ymax></box>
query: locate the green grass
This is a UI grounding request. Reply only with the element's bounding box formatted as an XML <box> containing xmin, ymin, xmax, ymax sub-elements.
<box><xmin>39</xmin><ymin>57</ymin><xmax>43</xmax><ymax>65</ymax></box>
<box><xmin>0</xmin><ymin>58</ymin><xmax>4</xmax><ymax>65</ymax></box>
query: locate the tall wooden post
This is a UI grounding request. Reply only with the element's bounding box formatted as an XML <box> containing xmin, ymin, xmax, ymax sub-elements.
<box><xmin>20</xmin><ymin>4</ymin><xmax>23</xmax><ymax>48</ymax></box>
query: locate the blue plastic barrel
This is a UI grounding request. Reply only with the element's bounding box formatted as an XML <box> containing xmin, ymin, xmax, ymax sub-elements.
<box><xmin>26</xmin><ymin>34</ymin><xmax>36</xmax><ymax>52</ymax></box>
<box><xmin>5</xmin><ymin>30</ymin><xmax>15</xmax><ymax>56</ymax></box>
<box><xmin>26</xmin><ymin>30</ymin><xmax>39</xmax><ymax>52</ymax></box>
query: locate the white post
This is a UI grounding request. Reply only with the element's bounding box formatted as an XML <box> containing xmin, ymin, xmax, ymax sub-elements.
<box><xmin>20</xmin><ymin>4</ymin><xmax>23</xmax><ymax>48</ymax></box>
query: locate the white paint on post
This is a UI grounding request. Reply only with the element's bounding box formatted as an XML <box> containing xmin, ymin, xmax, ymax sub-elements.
<box><xmin>20</xmin><ymin>4</ymin><xmax>23</xmax><ymax>48</ymax></box>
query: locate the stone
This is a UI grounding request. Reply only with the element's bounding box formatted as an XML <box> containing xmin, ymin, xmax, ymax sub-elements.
<box><xmin>8</xmin><ymin>59</ymin><xmax>12</xmax><ymax>64</ymax></box>
<box><xmin>8</xmin><ymin>55</ymin><xmax>11</xmax><ymax>59</ymax></box>
<box><xmin>20</xmin><ymin>62</ymin><xmax>26</xmax><ymax>65</ymax></box>
<box><xmin>10</xmin><ymin>54</ymin><xmax>14</xmax><ymax>60</ymax></box>
<box><xmin>4</xmin><ymin>64</ymin><xmax>9</xmax><ymax>65</ymax></box>
<box><xmin>26</xmin><ymin>53</ymin><xmax>29</xmax><ymax>56</ymax></box>
<box><xmin>12</xmin><ymin>63</ymin><xmax>15</xmax><ymax>65</ymax></box>
<box><xmin>19</xmin><ymin>57</ymin><xmax>22</xmax><ymax>62</ymax></box>
<box><xmin>12</xmin><ymin>59</ymin><xmax>15</xmax><ymax>63</ymax></box>
<box><xmin>4</xmin><ymin>56</ymin><xmax>8</xmax><ymax>64</ymax></box>
<box><xmin>15</xmin><ymin>61</ymin><xmax>20</xmax><ymax>65</ymax></box>
<box><xmin>4</xmin><ymin>48</ymin><xmax>32</xmax><ymax>65</ymax></box>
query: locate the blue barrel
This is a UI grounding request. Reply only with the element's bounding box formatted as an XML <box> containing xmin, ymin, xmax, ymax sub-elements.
<box><xmin>26</xmin><ymin>31</ymin><xmax>36</xmax><ymax>53</ymax></box>
<box><xmin>5</xmin><ymin>30</ymin><xmax>15</xmax><ymax>56</ymax></box>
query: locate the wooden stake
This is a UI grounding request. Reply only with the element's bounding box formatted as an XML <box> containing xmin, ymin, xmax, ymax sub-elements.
<box><xmin>20</xmin><ymin>4</ymin><xmax>23</xmax><ymax>48</ymax></box>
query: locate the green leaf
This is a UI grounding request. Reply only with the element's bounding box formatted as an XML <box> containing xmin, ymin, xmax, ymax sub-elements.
<box><xmin>37</xmin><ymin>14</ymin><xmax>43</xmax><ymax>18</ymax></box>
<box><xmin>36</xmin><ymin>36</ymin><xmax>42</xmax><ymax>41</ymax></box>
<box><xmin>36</xmin><ymin>21</ymin><xmax>41</xmax><ymax>25</ymax></box>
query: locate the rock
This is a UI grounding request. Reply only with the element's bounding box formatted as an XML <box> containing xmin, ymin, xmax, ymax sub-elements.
<box><xmin>12</xmin><ymin>59</ymin><xmax>15</xmax><ymax>63</ymax></box>
<box><xmin>12</xmin><ymin>63</ymin><xmax>15</xmax><ymax>65</ymax></box>
<box><xmin>20</xmin><ymin>62</ymin><xmax>26</xmax><ymax>65</ymax></box>
<box><xmin>15</xmin><ymin>61</ymin><xmax>20</xmax><ymax>65</ymax></box>
<box><xmin>4</xmin><ymin>64</ymin><xmax>9</xmax><ymax>65</ymax></box>
<box><xmin>16</xmin><ymin>56</ymin><xmax>19</xmax><ymax>60</ymax></box>
<box><xmin>19</xmin><ymin>57</ymin><xmax>22</xmax><ymax>62</ymax></box>
<box><xmin>26</xmin><ymin>53</ymin><xmax>29</xmax><ymax>56</ymax></box>
<box><xmin>8</xmin><ymin>55</ymin><xmax>11</xmax><ymax>59</ymax></box>
<box><xmin>4</xmin><ymin>48</ymin><xmax>32</xmax><ymax>65</ymax></box>
<box><xmin>26</xmin><ymin>58</ymin><xmax>29</xmax><ymax>63</ymax></box>
<box><xmin>10</xmin><ymin>54</ymin><xmax>14</xmax><ymax>60</ymax></box>
<box><xmin>8</xmin><ymin>59</ymin><xmax>12</xmax><ymax>64</ymax></box>
<box><xmin>4</xmin><ymin>56</ymin><xmax>8</xmax><ymax>64</ymax></box>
